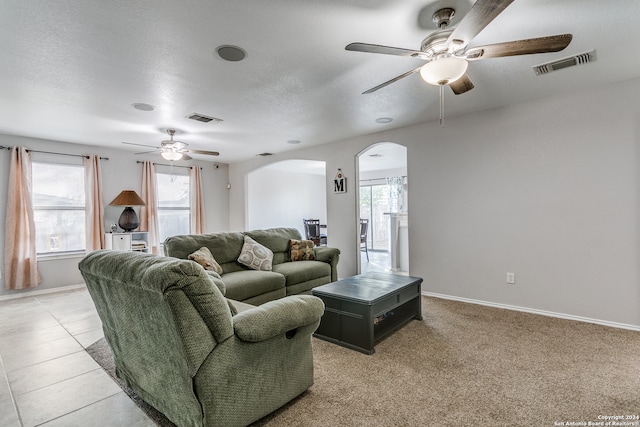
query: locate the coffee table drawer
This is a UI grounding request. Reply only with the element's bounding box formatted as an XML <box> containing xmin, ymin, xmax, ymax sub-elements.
<box><xmin>315</xmin><ymin>307</ymin><xmax>370</xmax><ymax>351</ymax></box>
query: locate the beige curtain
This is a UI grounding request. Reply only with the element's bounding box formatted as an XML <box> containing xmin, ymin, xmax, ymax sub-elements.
<box><xmin>140</xmin><ymin>161</ymin><xmax>160</xmax><ymax>254</ymax></box>
<box><xmin>4</xmin><ymin>147</ymin><xmax>41</xmax><ymax>289</ymax></box>
<box><xmin>83</xmin><ymin>155</ymin><xmax>104</xmax><ymax>251</ymax></box>
<box><xmin>190</xmin><ymin>166</ymin><xmax>206</xmax><ymax>234</ymax></box>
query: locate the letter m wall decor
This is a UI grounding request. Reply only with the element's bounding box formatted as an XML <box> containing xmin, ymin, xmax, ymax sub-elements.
<box><xmin>334</xmin><ymin>169</ymin><xmax>346</xmax><ymax>193</ymax></box>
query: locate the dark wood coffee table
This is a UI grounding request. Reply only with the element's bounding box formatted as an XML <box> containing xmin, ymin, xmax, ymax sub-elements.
<box><xmin>311</xmin><ymin>272</ymin><xmax>423</xmax><ymax>354</ymax></box>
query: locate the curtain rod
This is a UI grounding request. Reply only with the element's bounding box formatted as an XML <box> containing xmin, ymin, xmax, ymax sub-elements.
<box><xmin>0</xmin><ymin>145</ymin><xmax>109</xmax><ymax>160</ymax></box>
<box><xmin>136</xmin><ymin>160</ymin><xmax>200</xmax><ymax>169</ymax></box>
<box><xmin>359</xmin><ymin>175</ymin><xmax>407</xmax><ymax>182</ymax></box>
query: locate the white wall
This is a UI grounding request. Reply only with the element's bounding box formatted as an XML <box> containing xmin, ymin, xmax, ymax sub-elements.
<box><xmin>0</xmin><ymin>134</ymin><xmax>230</xmax><ymax>297</ymax></box>
<box><xmin>246</xmin><ymin>166</ymin><xmax>326</xmax><ymax>238</ymax></box>
<box><xmin>229</xmin><ymin>77</ymin><xmax>640</xmax><ymax>328</ymax></box>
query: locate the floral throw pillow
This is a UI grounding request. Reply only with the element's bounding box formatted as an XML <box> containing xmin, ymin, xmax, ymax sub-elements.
<box><xmin>188</xmin><ymin>247</ymin><xmax>223</xmax><ymax>274</ymax></box>
<box><xmin>289</xmin><ymin>239</ymin><xmax>315</xmax><ymax>261</ymax></box>
<box><xmin>237</xmin><ymin>235</ymin><xmax>273</xmax><ymax>271</ymax></box>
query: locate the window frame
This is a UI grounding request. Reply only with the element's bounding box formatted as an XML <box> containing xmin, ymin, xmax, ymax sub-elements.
<box><xmin>31</xmin><ymin>160</ymin><xmax>87</xmax><ymax>257</ymax></box>
<box><xmin>156</xmin><ymin>171</ymin><xmax>191</xmax><ymax>242</ymax></box>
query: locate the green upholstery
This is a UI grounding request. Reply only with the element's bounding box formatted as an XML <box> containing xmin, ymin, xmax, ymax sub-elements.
<box><xmin>163</xmin><ymin>228</ymin><xmax>340</xmax><ymax>305</ymax></box>
<box><xmin>79</xmin><ymin>250</ymin><xmax>325</xmax><ymax>427</ymax></box>
<box><xmin>221</xmin><ymin>270</ymin><xmax>286</xmax><ymax>301</ymax></box>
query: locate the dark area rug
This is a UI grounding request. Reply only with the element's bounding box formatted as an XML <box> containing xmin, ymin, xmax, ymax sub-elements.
<box><xmin>86</xmin><ymin>338</ymin><xmax>176</xmax><ymax>427</ymax></box>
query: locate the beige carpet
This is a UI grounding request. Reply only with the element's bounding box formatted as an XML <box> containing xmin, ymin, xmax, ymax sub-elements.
<box><xmin>253</xmin><ymin>297</ymin><xmax>640</xmax><ymax>426</ymax></box>
<box><xmin>89</xmin><ymin>297</ymin><xmax>640</xmax><ymax>426</ymax></box>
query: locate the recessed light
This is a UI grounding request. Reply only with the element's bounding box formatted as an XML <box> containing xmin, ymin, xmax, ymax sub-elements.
<box><xmin>375</xmin><ymin>117</ymin><xmax>393</xmax><ymax>124</ymax></box>
<box><xmin>287</xmin><ymin>140</ymin><xmax>301</xmax><ymax>145</ymax></box>
<box><xmin>216</xmin><ymin>45</ymin><xmax>247</xmax><ymax>62</ymax></box>
<box><xmin>132</xmin><ymin>103</ymin><xmax>155</xmax><ymax>111</ymax></box>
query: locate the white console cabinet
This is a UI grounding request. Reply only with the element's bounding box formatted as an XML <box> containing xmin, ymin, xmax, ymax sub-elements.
<box><xmin>104</xmin><ymin>232</ymin><xmax>149</xmax><ymax>253</ymax></box>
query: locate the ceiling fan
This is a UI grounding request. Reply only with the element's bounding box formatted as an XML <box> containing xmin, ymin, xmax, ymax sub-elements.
<box><xmin>345</xmin><ymin>0</ymin><xmax>573</xmax><ymax>125</ymax></box>
<box><xmin>122</xmin><ymin>129</ymin><xmax>219</xmax><ymax>161</ymax></box>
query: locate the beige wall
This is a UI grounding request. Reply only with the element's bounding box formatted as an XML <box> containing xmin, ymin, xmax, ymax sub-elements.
<box><xmin>230</xmin><ymin>77</ymin><xmax>640</xmax><ymax>328</ymax></box>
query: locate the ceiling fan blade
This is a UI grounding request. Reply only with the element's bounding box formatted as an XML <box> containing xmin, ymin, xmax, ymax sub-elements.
<box><xmin>463</xmin><ymin>34</ymin><xmax>573</xmax><ymax>60</ymax></box>
<box><xmin>181</xmin><ymin>153</ymin><xmax>193</xmax><ymax>161</ymax></box>
<box><xmin>446</xmin><ymin>0</ymin><xmax>515</xmax><ymax>50</ymax></box>
<box><xmin>449</xmin><ymin>74</ymin><xmax>475</xmax><ymax>95</ymax></box>
<box><xmin>188</xmin><ymin>149</ymin><xmax>220</xmax><ymax>156</ymax></box>
<box><xmin>346</xmin><ymin>42</ymin><xmax>426</xmax><ymax>59</ymax></box>
<box><xmin>122</xmin><ymin>141</ymin><xmax>159</xmax><ymax>149</ymax></box>
<box><xmin>134</xmin><ymin>150</ymin><xmax>159</xmax><ymax>155</ymax></box>
<box><xmin>362</xmin><ymin>67</ymin><xmax>422</xmax><ymax>94</ymax></box>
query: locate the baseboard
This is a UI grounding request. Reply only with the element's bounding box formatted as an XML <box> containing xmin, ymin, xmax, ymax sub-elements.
<box><xmin>0</xmin><ymin>284</ymin><xmax>86</xmax><ymax>301</ymax></box>
<box><xmin>423</xmin><ymin>291</ymin><xmax>640</xmax><ymax>332</ymax></box>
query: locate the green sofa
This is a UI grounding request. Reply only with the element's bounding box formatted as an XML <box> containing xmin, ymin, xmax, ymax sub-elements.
<box><xmin>163</xmin><ymin>227</ymin><xmax>340</xmax><ymax>305</ymax></box>
<box><xmin>79</xmin><ymin>250</ymin><xmax>325</xmax><ymax>427</ymax></box>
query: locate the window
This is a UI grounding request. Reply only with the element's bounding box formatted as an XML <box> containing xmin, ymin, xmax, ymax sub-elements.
<box><xmin>359</xmin><ymin>182</ymin><xmax>390</xmax><ymax>251</ymax></box>
<box><xmin>32</xmin><ymin>162</ymin><xmax>86</xmax><ymax>254</ymax></box>
<box><xmin>157</xmin><ymin>172</ymin><xmax>190</xmax><ymax>242</ymax></box>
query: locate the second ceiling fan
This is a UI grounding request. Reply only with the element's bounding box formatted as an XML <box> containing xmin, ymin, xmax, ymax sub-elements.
<box><xmin>346</xmin><ymin>0</ymin><xmax>573</xmax><ymax>123</ymax></box>
<box><xmin>122</xmin><ymin>129</ymin><xmax>219</xmax><ymax>161</ymax></box>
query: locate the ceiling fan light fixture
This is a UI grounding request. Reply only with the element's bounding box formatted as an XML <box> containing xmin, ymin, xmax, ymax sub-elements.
<box><xmin>161</xmin><ymin>151</ymin><xmax>183</xmax><ymax>161</ymax></box>
<box><xmin>419</xmin><ymin>57</ymin><xmax>468</xmax><ymax>86</ymax></box>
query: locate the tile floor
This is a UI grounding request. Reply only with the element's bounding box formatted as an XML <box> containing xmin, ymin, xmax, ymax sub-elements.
<box><xmin>0</xmin><ymin>288</ymin><xmax>153</xmax><ymax>427</ymax></box>
<box><xmin>360</xmin><ymin>250</ymin><xmax>411</xmax><ymax>279</ymax></box>
<box><xmin>0</xmin><ymin>254</ymin><xmax>400</xmax><ymax>426</ymax></box>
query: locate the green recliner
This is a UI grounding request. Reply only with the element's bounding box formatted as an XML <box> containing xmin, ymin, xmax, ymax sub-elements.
<box><xmin>79</xmin><ymin>250</ymin><xmax>325</xmax><ymax>427</ymax></box>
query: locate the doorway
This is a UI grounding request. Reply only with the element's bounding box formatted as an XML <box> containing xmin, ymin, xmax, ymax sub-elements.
<box><xmin>357</xmin><ymin>143</ymin><xmax>409</xmax><ymax>274</ymax></box>
<box><xmin>246</xmin><ymin>160</ymin><xmax>326</xmax><ymax>238</ymax></box>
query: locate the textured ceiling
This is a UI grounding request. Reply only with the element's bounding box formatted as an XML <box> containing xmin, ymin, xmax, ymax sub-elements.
<box><xmin>1</xmin><ymin>0</ymin><xmax>639</xmax><ymax>164</ymax></box>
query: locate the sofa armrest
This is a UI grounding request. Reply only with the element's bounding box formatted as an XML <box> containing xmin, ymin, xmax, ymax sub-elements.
<box><xmin>313</xmin><ymin>246</ymin><xmax>339</xmax><ymax>263</ymax></box>
<box><xmin>233</xmin><ymin>295</ymin><xmax>324</xmax><ymax>342</ymax></box>
<box><xmin>313</xmin><ymin>246</ymin><xmax>340</xmax><ymax>281</ymax></box>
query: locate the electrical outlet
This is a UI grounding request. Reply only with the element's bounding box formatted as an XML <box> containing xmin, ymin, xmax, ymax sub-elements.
<box><xmin>506</xmin><ymin>272</ymin><xmax>515</xmax><ymax>285</ymax></box>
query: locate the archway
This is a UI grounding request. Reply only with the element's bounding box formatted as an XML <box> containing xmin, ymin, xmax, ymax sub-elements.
<box><xmin>246</xmin><ymin>159</ymin><xmax>326</xmax><ymax>238</ymax></box>
<box><xmin>357</xmin><ymin>143</ymin><xmax>408</xmax><ymax>274</ymax></box>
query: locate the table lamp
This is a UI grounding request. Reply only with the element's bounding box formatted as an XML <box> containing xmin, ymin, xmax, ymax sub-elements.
<box><xmin>109</xmin><ymin>190</ymin><xmax>146</xmax><ymax>232</ymax></box>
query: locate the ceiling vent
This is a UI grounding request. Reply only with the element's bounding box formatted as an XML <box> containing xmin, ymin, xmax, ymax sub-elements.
<box><xmin>533</xmin><ymin>50</ymin><xmax>596</xmax><ymax>76</ymax></box>
<box><xmin>187</xmin><ymin>113</ymin><xmax>223</xmax><ymax>124</ymax></box>
<box><xmin>257</xmin><ymin>152</ymin><xmax>274</xmax><ymax>157</ymax></box>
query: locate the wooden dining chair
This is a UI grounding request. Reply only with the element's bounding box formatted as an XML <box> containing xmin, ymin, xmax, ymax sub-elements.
<box><xmin>360</xmin><ymin>218</ymin><xmax>369</xmax><ymax>261</ymax></box>
<box><xmin>303</xmin><ymin>219</ymin><xmax>327</xmax><ymax>246</ymax></box>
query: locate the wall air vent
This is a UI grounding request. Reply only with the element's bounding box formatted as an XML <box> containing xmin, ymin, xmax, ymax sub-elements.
<box><xmin>257</xmin><ymin>152</ymin><xmax>274</xmax><ymax>157</ymax></box>
<box><xmin>533</xmin><ymin>50</ymin><xmax>596</xmax><ymax>76</ymax></box>
<box><xmin>187</xmin><ymin>113</ymin><xmax>223</xmax><ymax>124</ymax></box>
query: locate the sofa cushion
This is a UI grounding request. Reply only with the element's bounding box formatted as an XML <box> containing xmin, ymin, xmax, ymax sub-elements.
<box><xmin>164</xmin><ymin>232</ymin><xmax>244</xmax><ymax>268</ymax></box>
<box><xmin>221</xmin><ymin>270</ymin><xmax>285</xmax><ymax>302</ymax></box>
<box><xmin>238</xmin><ymin>235</ymin><xmax>274</xmax><ymax>271</ymax></box>
<box><xmin>245</xmin><ymin>228</ymin><xmax>303</xmax><ymax>265</ymax></box>
<box><xmin>272</xmin><ymin>260</ymin><xmax>331</xmax><ymax>287</ymax></box>
<box><xmin>289</xmin><ymin>239</ymin><xmax>315</xmax><ymax>261</ymax></box>
<box><xmin>188</xmin><ymin>247</ymin><xmax>223</xmax><ymax>274</ymax></box>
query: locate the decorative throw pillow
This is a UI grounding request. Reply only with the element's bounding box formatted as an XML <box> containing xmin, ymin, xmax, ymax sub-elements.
<box><xmin>237</xmin><ymin>235</ymin><xmax>273</xmax><ymax>271</ymax></box>
<box><xmin>188</xmin><ymin>247</ymin><xmax>223</xmax><ymax>274</ymax></box>
<box><xmin>289</xmin><ymin>239</ymin><xmax>315</xmax><ymax>261</ymax></box>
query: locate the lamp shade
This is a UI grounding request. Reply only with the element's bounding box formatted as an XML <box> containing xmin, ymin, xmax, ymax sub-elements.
<box><xmin>109</xmin><ymin>190</ymin><xmax>146</xmax><ymax>232</ymax></box>
<box><xmin>419</xmin><ymin>57</ymin><xmax>469</xmax><ymax>86</ymax></box>
<box><xmin>109</xmin><ymin>190</ymin><xmax>146</xmax><ymax>207</ymax></box>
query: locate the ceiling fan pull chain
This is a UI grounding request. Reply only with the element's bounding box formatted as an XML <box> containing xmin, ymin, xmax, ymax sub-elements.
<box><xmin>439</xmin><ymin>83</ymin><xmax>445</xmax><ymax>128</ymax></box>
